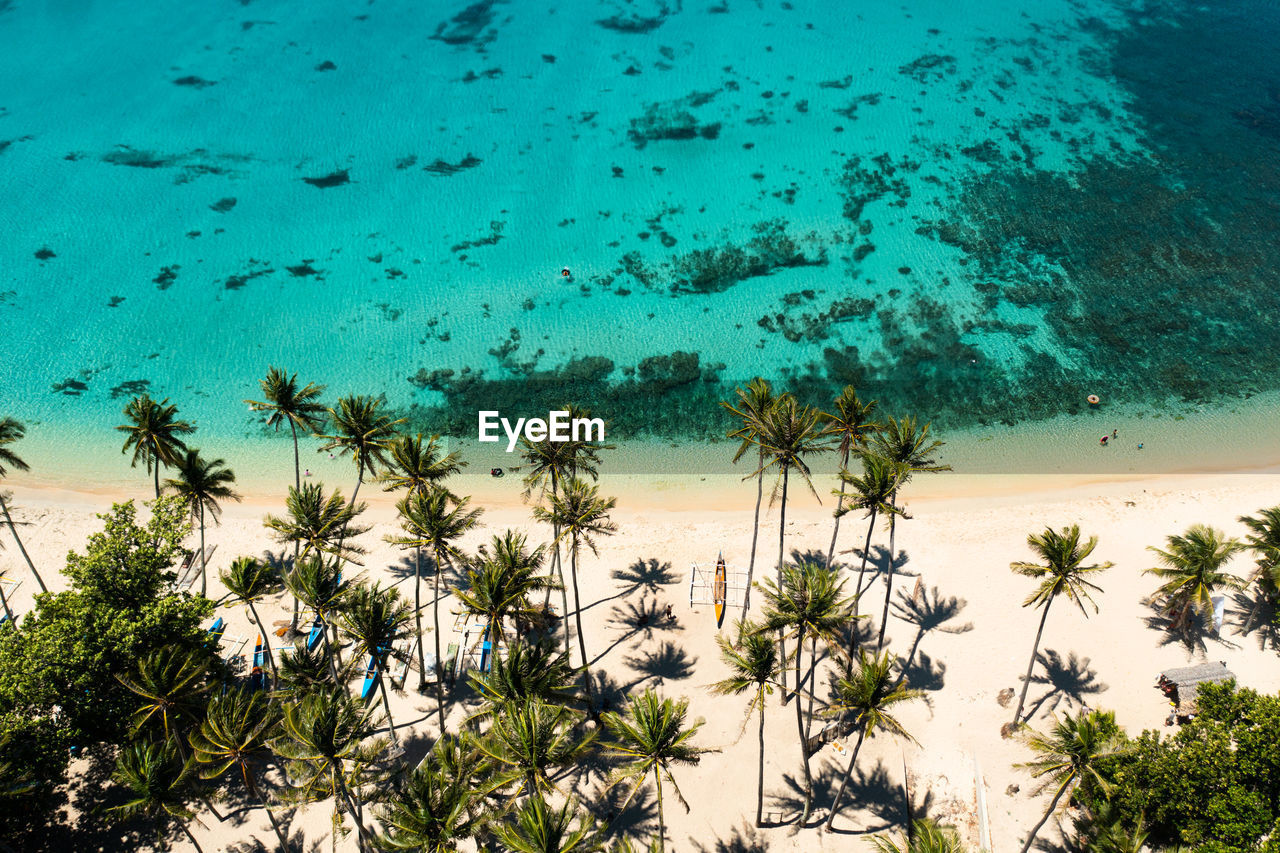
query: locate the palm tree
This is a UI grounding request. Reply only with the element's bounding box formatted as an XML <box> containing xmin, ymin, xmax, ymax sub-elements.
<box><xmin>222</xmin><ymin>557</ymin><xmax>284</xmax><ymax>690</ymax></box>
<box><xmin>835</xmin><ymin>453</ymin><xmax>903</xmax><ymax>613</ymax></box>
<box><xmin>720</xmin><ymin>378</ymin><xmax>776</xmax><ymax>608</ymax></box>
<box><xmin>275</xmin><ymin>688</ymin><xmax>385</xmax><ymax>853</ymax></box>
<box><xmin>867</xmin><ymin>415</ymin><xmax>950</xmax><ymax>652</ymax></box>
<box><xmin>339</xmin><ymin>582</ymin><xmax>411</xmax><ymax>742</ymax></box>
<box><xmin>522</xmin><ymin>436</ymin><xmax>574</xmax><ymax>615</ymax></box>
<box><xmin>387</xmin><ymin>488</ymin><xmax>482</xmax><ymax>727</ymax></box>
<box><xmin>165</xmin><ymin>449</ymin><xmax>240</xmax><ymax>596</ymax></box>
<box><xmin>493</xmin><ymin>795</ymin><xmax>600</xmax><ymax>853</ymax></box>
<box><xmin>456</xmin><ymin>530</ymin><xmax>554</xmax><ymax>660</ymax></box>
<box><xmin>246</xmin><ymin>367</ymin><xmax>327</xmax><ymax>492</ymax></box>
<box><xmin>870</xmin><ymin>818</ymin><xmax>967</xmax><ymax>852</ymax></box>
<box><xmin>286</xmin><ymin>557</ymin><xmax>351</xmax><ymax>682</ymax></box>
<box><xmin>710</xmin><ymin>621</ymin><xmax>779</xmax><ymax>827</ymax></box>
<box><xmin>112</xmin><ymin>738</ymin><xmax>205</xmax><ymax>852</ymax></box>
<box><xmin>374</xmin><ymin>734</ymin><xmax>489</xmax><ymax>852</ymax></box>
<box><xmin>1145</xmin><ymin>524</ymin><xmax>1246</xmax><ymax>632</ymax></box>
<box><xmin>824</xmin><ymin>649</ymin><xmax>923</xmax><ymax>830</ymax></box>
<box><xmin>381</xmin><ymin>433</ymin><xmax>464</xmax><ymax>498</ymax></box>
<box><xmin>1017</xmin><ymin>710</ymin><xmax>1125</xmax><ymax>853</ymax></box>
<box><xmin>754</xmin><ymin>561</ymin><xmax>855</xmax><ymax>824</ymax></box>
<box><xmin>473</xmin><ymin>697</ymin><xmax>596</xmax><ymax>799</ymax></box>
<box><xmin>117</xmin><ymin>647</ymin><xmax>213</xmax><ymax>751</ymax></box>
<box><xmin>1241</xmin><ymin>507</ymin><xmax>1280</xmax><ymax>599</ymax></box>
<box><xmin>532</xmin><ymin>477</ymin><xmax>616</xmax><ymax>700</ymax></box>
<box><xmin>819</xmin><ymin>386</ymin><xmax>879</xmax><ymax>572</ymax></box>
<box><xmin>0</xmin><ymin>417</ymin><xmax>45</xmax><ymax>592</ymax></box>
<box><xmin>117</xmin><ymin>393</ymin><xmax>196</xmax><ymax>498</ymax></box>
<box><xmin>277</xmin><ymin>636</ymin><xmax>361</xmax><ymax>696</ymax></box>
<box><xmin>318</xmin><ymin>394</ymin><xmax>404</xmax><ymax>504</ymax></box>
<box><xmin>1010</xmin><ymin>526</ymin><xmax>1112</xmax><ymax>726</ymax></box>
<box><xmin>189</xmin><ymin>686</ymin><xmax>290</xmax><ymax>852</ymax></box>
<box><xmin>468</xmin><ymin>641</ymin><xmax>581</xmax><ymax>723</ymax></box>
<box><xmin>601</xmin><ymin>690</ymin><xmax>709</xmax><ymax>853</ymax></box>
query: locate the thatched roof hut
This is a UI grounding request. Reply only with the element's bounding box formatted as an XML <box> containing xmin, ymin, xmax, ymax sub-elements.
<box><xmin>1158</xmin><ymin>661</ymin><xmax>1235</xmax><ymax>718</ymax></box>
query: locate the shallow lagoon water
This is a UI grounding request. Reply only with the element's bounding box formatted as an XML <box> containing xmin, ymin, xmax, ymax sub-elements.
<box><xmin>1</xmin><ymin>0</ymin><xmax>1278</xmax><ymax>484</ymax></box>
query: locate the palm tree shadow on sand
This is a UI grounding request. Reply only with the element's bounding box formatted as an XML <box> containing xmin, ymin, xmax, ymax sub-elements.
<box><xmin>841</xmin><ymin>544</ymin><xmax>913</xmax><ymax>584</ymax></box>
<box><xmin>689</xmin><ymin>822</ymin><xmax>770</xmax><ymax>852</ymax></box>
<box><xmin>623</xmin><ymin>640</ymin><xmax>697</xmax><ymax>689</ymax></box>
<box><xmin>1020</xmin><ymin>649</ymin><xmax>1108</xmax><ymax>722</ymax></box>
<box><xmin>613</xmin><ymin>557</ymin><xmax>678</xmax><ymax>595</ymax></box>
<box><xmin>1229</xmin><ymin>588</ymin><xmax>1280</xmax><ymax>651</ymax></box>
<box><xmin>1141</xmin><ymin>599</ymin><xmax>1240</xmax><ymax>656</ymax></box>
<box><xmin>591</xmin><ymin>597</ymin><xmax>680</xmax><ymax>666</ymax></box>
<box><xmin>589</xmin><ymin>779</ymin><xmax>659</xmax><ymax>847</ymax></box>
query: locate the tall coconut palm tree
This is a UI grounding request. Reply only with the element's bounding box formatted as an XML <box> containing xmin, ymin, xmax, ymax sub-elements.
<box><xmin>246</xmin><ymin>367</ymin><xmax>328</xmax><ymax>492</ymax></box>
<box><xmin>870</xmin><ymin>818</ymin><xmax>967</xmax><ymax>853</ymax></box>
<box><xmin>493</xmin><ymin>795</ymin><xmax>601</xmax><ymax>853</ymax></box>
<box><xmin>521</xmin><ymin>435</ymin><xmax>575</xmax><ymax>613</ymax></box>
<box><xmin>867</xmin><ymin>416</ymin><xmax>949</xmax><ymax>652</ymax></box>
<box><xmin>380</xmin><ymin>433</ymin><xmax>464</xmax><ymax>498</ymax></box>
<box><xmin>387</xmin><ymin>488</ymin><xmax>482</xmax><ymax>725</ymax></box>
<box><xmin>711</xmin><ymin>621</ymin><xmax>780</xmax><ymax>827</ymax></box>
<box><xmin>457</xmin><ymin>531</ymin><xmax>553</xmax><ymax>660</ymax></box>
<box><xmin>222</xmin><ymin>557</ymin><xmax>284</xmax><ymax>691</ymax></box>
<box><xmin>189</xmin><ymin>686</ymin><xmax>290</xmax><ymax>852</ymax></box>
<box><xmin>467</xmin><ymin>641</ymin><xmax>581</xmax><ymax>724</ymax></box>
<box><xmin>318</xmin><ymin>395</ymin><xmax>404</xmax><ymax>505</ymax></box>
<box><xmin>1145</xmin><ymin>524</ymin><xmax>1246</xmax><ymax>633</ymax></box>
<box><xmin>473</xmin><ymin>697</ymin><xmax>597</xmax><ymax>800</ymax></box>
<box><xmin>1017</xmin><ymin>710</ymin><xmax>1125</xmax><ymax>853</ymax></box>
<box><xmin>601</xmin><ymin>690</ymin><xmax>709</xmax><ymax>853</ymax></box>
<box><xmin>165</xmin><ymin>449</ymin><xmax>240</xmax><ymax>596</ymax></box>
<box><xmin>0</xmin><ymin>417</ymin><xmax>45</xmax><ymax>593</ymax></box>
<box><xmin>274</xmin><ymin>688</ymin><xmax>385</xmax><ymax>853</ymax></box>
<box><xmin>286</xmin><ymin>557</ymin><xmax>351</xmax><ymax>682</ymax></box>
<box><xmin>374</xmin><ymin>734</ymin><xmax>489</xmax><ymax>852</ymax></box>
<box><xmin>112</xmin><ymin>738</ymin><xmax>206</xmax><ymax>853</ymax></box>
<box><xmin>720</xmin><ymin>378</ymin><xmax>776</xmax><ymax>608</ymax></box>
<box><xmin>824</xmin><ymin>649</ymin><xmax>923</xmax><ymax>830</ymax></box>
<box><xmin>754</xmin><ymin>561</ymin><xmax>855</xmax><ymax>824</ymax></box>
<box><xmin>819</xmin><ymin>386</ymin><xmax>879</xmax><ymax>572</ymax></box>
<box><xmin>532</xmin><ymin>478</ymin><xmax>616</xmax><ymax>700</ymax></box>
<box><xmin>277</xmin><ymin>636</ymin><xmax>360</xmax><ymax>696</ymax></box>
<box><xmin>117</xmin><ymin>394</ymin><xmax>196</xmax><ymax>498</ymax></box>
<box><xmin>117</xmin><ymin>647</ymin><xmax>213</xmax><ymax>752</ymax></box>
<box><xmin>835</xmin><ymin>453</ymin><xmax>903</xmax><ymax>612</ymax></box>
<box><xmin>1009</xmin><ymin>526</ymin><xmax>1112</xmax><ymax>726</ymax></box>
<box><xmin>339</xmin><ymin>582</ymin><xmax>411</xmax><ymax>743</ymax></box>
<box><xmin>1241</xmin><ymin>507</ymin><xmax>1280</xmax><ymax>598</ymax></box>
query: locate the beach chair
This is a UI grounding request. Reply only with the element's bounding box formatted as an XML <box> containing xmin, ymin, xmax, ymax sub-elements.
<box><xmin>391</xmin><ymin>638</ymin><xmax>418</xmax><ymax>689</ymax></box>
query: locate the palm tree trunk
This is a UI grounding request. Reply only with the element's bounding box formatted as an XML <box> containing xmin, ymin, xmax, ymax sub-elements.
<box><xmin>803</xmin><ymin>634</ymin><xmax>818</xmax><ymax>745</ymax></box>
<box><xmin>431</xmin><ymin>549</ymin><xmax>447</xmax><ymax>732</ymax></box>
<box><xmin>654</xmin><ymin>766</ymin><xmax>666</xmax><ymax>853</ymax></box>
<box><xmin>556</xmin><ymin>540</ymin><xmax>571</xmax><ymax>660</ymax></box>
<box><xmin>0</xmin><ymin>581</ymin><xmax>11</xmax><ymax>624</ymax></box>
<box><xmin>322</xmin><ymin>619</ymin><xmax>341</xmax><ymax>685</ymax></box>
<box><xmin>414</xmin><ymin>545</ymin><xmax>427</xmax><ymax>692</ymax></box>
<box><xmin>854</xmin><ymin>508</ymin><xmax>879</xmax><ymax>602</ymax></box>
<box><xmin>289</xmin><ymin>544</ymin><xmax>300</xmax><ymax>633</ymax></box>
<box><xmin>755</xmin><ymin>687</ymin><xmax>766</xmax><ymax>827</ymax></box>
<box><xmin>154</xmin><ymin>460</ymin><xmax>161</xmax><ymax>500</ymax></box>
<box><xmin>245</xmin><ymin>770</ymin><xmax>290</xmax><ymax>853</ymax></box>
<box><xmin>1012</xmin><ymin>602</ymin><xmax>1053</xmax><ymax>726</ymax></box>
<box><xmin>1019</xmin><ymin>785</ymin><xmax>1067</xmax><ymax>853</ymax></box>
<box><xmin>543</xmin><ymin>521</ymin><xmax>561</xmax><ymax>608</ymax></box>
<box><xmin>824</xmin><ymin>726</ymin><xmax>868</xmax><ymax>830</ymax></box>
<box><xmin>745</xmin><ymin>450</ymin><xmax>765</xmax><ymax>611</ymax></box>
<box><xmin>378</xmin><ymin>672</ymin><xmax>399</xmax><ymax>744</ymax></box>
<box><xmin>778</xmin><ymin>466</ymin><xmax>790</xmax><ymax>697</ymax></box>
<box><xmin>874</xmin><ymin>510</ymin><xmax>897</xmax><ymax>654</ymax></box>
<box><xmin>0</xmin><ymin>494</ymin><xmax>44</xmax><ymax>593</ymax></box>
<box><xmin>335</xmin><ymin>774</ymin><xmax>368</xmax><ymax>853</ymax></box>
<box><xmin>825</xmin><ymin>448</ymin><xmax>850</xmax><ymax>571</ymax></box>
<box><xmin>199</xmin><ymin>503</ymin><xmax>208</xmax><ymax>597</ymax></box>
<box><xmin>794</xmin><ymin>625</ymin><xmax>813</xmax><ymax>824</ymax></box>
<box><xmin>290</xmin><ymin>420</ymin><xmax>301</xmax><ymax>493</ymax></box>
<box><xmin>247</xmin><ymin>600</ymin><xmax>278</xmax><ymax>691</ymax></box>
<box><xmin>180</xmin><ymin>820</ymin><xmax>205</xmax><ymax>853</ymax></box>
<box><xmin>569</xmin><ymin>543</ymin><xmax>595</xmax><ymax>706</ymax></box>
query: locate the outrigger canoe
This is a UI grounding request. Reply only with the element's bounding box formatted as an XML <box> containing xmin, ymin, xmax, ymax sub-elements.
<box><xmin>249</xmin><ymin>636</ymin><xmax>266</xmax><ymax>691</ymax></box>
<box><xmin>714</xmin><ymin>553</ymin><xmax>727</xmax><ymax>628</ymax></box>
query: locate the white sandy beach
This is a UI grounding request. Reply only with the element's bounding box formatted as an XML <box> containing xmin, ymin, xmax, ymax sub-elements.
<box><xmin>5</xmin><ymin>466</ymin><xmax>1280</xmax><ymax>851</ymax></box>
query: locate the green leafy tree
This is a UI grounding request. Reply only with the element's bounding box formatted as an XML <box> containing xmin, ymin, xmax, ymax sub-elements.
<box><xmin>111</xmin><ymin>737</ymin><xmax>206</xmax><ymax>853</ymax></box>
<box><xmin>824</xmin><ymin>650</ymin><xmax>923</xmax><ymax>830</ymax></box>
<box><xmin>246</xmin><ymin>367</ymin><xmax>327</xmax><ymax>492</ymax></box>
<box><xmin>339</xmin><ymin>582</ymin><xmax>411</xmax><ymax>742</ymax></box>
<box><xmin>473</xmin><ymin>697</ymin><xmax>596</xmax><ymax>799</ymax></box>
<box><xmin>0</xmin><ymin>417</ymin><xmax>45</xmax><ymax>592</ymax></box>
<box><xmin>164</xmin><ymin>448</ymin><xmax>240</xmax><ymax>596</ymax></box>
<box><xmin>467</xmin><ymin>641</ymin><xmax>581</xmax><ymax>724</ymax></box>
<box><xmin>1010</xmin><ymin>526</ymin><xmax>1111</xmax><ymax>726</ymax></box>
<box><xmin>373</xmin><ymin>734</ymin><xmax>489</xmax><ymax>852</ymax></box>
<box><xmin>1018</xmin><ymin>710</ymin><xmax>1125</xmax><ymax>853</ymax></box>
<box><xmin>710</xmin><ymin>621</ymin><xmax>779</xmax><ymax>827</ymax></box>
<box><xmin>319</xmin><ymin>395</ymin><xmax>404</xmax><ymax>504</ymax></box>
<box><xmin>818</xmin><ymin>386</ymin><xmax>879</xmax><ymax>572</ymax></box>
<box><xmin>116</xmin><ymin>647</ymin><xmax>213</xmax><ymax>751</ymax></box>
<box><xmin>602</xmin><ymin>690</ymin><xmax>710</xmax><ymax>853</ymax></box>
<box><xmin>221</xmin><ymin>557</ymin><xmax>283</xmax><ymax>690</ymax></box>
<box><xmin>387</xmin><ymin>488</ymin><xmax>482</xmax><ymax>726</ymax></box>
<box><xmin>493</xmin><ymin>795</ymin><xmax>600</xmax><ymax>853</ymax></box>
<box><xmin>719</xmin><ymin>378</ymin><xmax>776</xmax><ymax>607</ymax></box>
<box><xmin>189</xmin><ymin>687</ymin><xmax>290</xmax><ymax>852</ymax></box>
<box><xmin>117</xmin><ymin>394</ymin><xmax>196</xmax><ymax>498</ymax></box>
<box><xmin>456</xmin><ymin>531</ymin><xmax>555</xmax><ymax>661</ymax></box>
<box><xmin>286</xmin><ymin>557</ymin><xmax>351</xmax><ymax>683</ymax></box>
<box><xmin>1146</xmin><ymin>524</ymin><xmax>1246</xmax><ymax>632</ymax></box>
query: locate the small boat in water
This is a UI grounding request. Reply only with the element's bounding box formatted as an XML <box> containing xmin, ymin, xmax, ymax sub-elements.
<box><xmin>714</xmin><ymin>553</ymin><xmax>727</xmax><ymax>628</ymax></box>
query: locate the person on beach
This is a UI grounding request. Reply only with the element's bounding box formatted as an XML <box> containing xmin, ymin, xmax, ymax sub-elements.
<box><xmin>1112</xmin><ymin>429</ymin><xmax>1118</xmax><ymax>439</ymax></box>
<box><xmin>1100</xmin><ymin>435</ymin><xmax>1109</xmax><ymax>446</ymax></box>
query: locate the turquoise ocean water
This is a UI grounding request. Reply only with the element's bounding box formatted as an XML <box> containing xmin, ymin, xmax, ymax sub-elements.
<box><xmin>2</xmin><ymin>0</ymin><xmax>1279</xmax><ymax>486</ymax></box>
